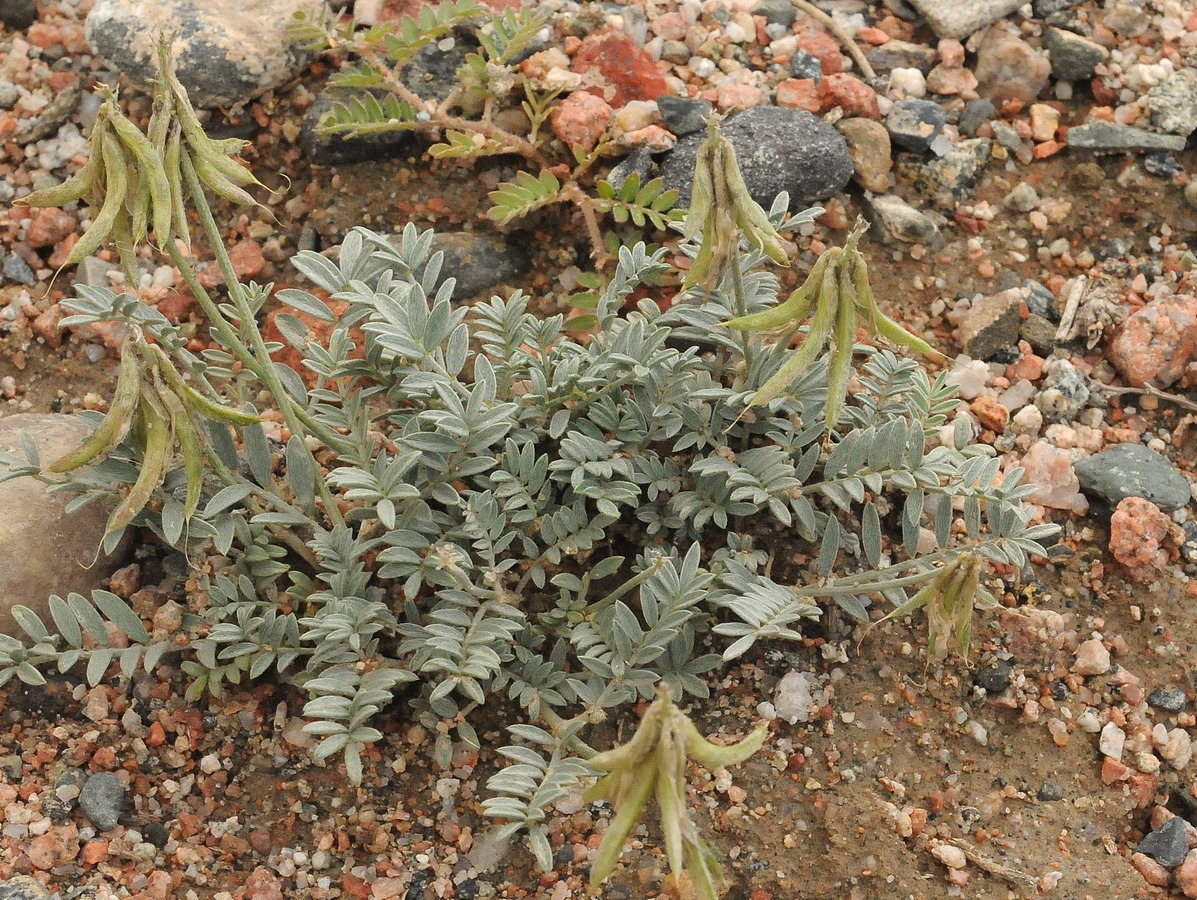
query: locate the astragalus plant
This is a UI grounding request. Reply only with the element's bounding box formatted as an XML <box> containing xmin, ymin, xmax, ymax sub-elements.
<box><xmin>0</xmin><ymin>48</ymin><xmax>1056</xmax><ymax>896</ymax></box>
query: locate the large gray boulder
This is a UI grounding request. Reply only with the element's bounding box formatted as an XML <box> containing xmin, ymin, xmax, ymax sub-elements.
<box><xmin>85</xmin><ymin>0</ymin><xmax>323</xmax><ymax>109</ymax></box>
<box><xmin>0</xmin><ymin>414</ymin><xmax>130</xmax><ymax>638</ymax></box>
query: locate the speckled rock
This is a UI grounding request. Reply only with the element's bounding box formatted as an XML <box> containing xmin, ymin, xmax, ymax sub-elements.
<box><xmin>657</xmin><ymin>96</ymin><xmax>711</xmax><ymax>137</ymax></box>
<box><xmin>836</xmin><ymin>117</ymin><xmax>891</xmax><ymax>192</ymax></box>
<box><xmin>1146</xmin><ymin>69</ymin><xmax>1197</xmax><ymax>137</ymax></box>
<box><xmin>907</xmin><ymin>138</ymin><xmax>991</xmax><ymax>209</ymax></box>
<box><xmin>0</xmin><ymin>414</ymin><xmax>131</xmax><ymax>637</ymax></box>
<box><xmin>886</xmin><ymin>99</ymin><xmax>948</xmax><ymax>153</ymax></box>
<box><xmin>85</xmin><ymin>0</ymin><xmax>323</xmax><ymax>108</ymax></box>
<box><xmin>78</xmin><ymin>772</ymin><xmax>126</xmax><ymax>831</ymax></box>
<box><xmin>1043</xmin><ymin>27</ymin><xmax>1109</xmax><ymax>83</ymax></box>
<box><xmin>906</xmin><ymin>0</ymin><xmax>1023</xmax><ymax>39</ymax></box>
<box><xmin>1034</xmin><ymin>357</ymin><xmax>1089</xmax><ymax>423</ymax></box>
<box><xmin>974</xmin><ymin>26</ymin><xmax>1051</xmax><ymax>104</ymax></box>
<box><xmin>1109</xmin><ymin>294</ymin><xmax>1197</xmax><ymax>388</ymax></box>
<box><xmin>1067</xmin><ymin>122</ymin><xmax>1187</xmax><ymax>152</ymax></box>
<box><xmin>1073</xmin><ymin>443</ymin><xmax>1190</xmax><ymax>512</ymax></box>
<box><xmin>1109</xmin><ymin>496</ymin><xmax>1180</xmax><ymax>583</ymax></box>
<box><xmin>0</xmin><ymin>877</ymin><xmax>53</xmax><ymax>899</ymax></box>
<box><xmin>866</xmin><ymin>193</ymin><xmax>942</xmax><ymax>246</ymax></box>
<box><xmin>659</xmin><ymin>107</ymin><xmax>853</xmax><ymax>210</ymax></box>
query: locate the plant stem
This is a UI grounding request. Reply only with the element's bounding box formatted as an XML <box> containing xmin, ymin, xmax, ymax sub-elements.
<box><xmin>178</xmin><ymin>153</ymin><xmax>346</xmax><ymax>528</ymax></box>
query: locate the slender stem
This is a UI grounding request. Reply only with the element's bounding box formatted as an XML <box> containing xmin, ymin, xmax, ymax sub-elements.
<box><xmin>179</xmin><ymin>153</ymin><xmax>346</xmax><ymax>528</ymax></box>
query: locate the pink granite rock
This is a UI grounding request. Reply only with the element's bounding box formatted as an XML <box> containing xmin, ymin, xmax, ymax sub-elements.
<box><xmin>1019</xmin><ymin>440</ymin><xmax>1088</xmax><ymax>512</ymax></box>
<box><xmin>1110</xmin><ymin>293</ymin><xmax>1197</xmax><ymax>388</ymax></box>
<box><xmin>1109</xmin><ymin>496</ymin><xmax>1179</xmax><ymax>582</ymax></box>
<box><xmin>550</xmin><ymin>91</ymin><xmax>613</xmax><ymax>152</ymax></box>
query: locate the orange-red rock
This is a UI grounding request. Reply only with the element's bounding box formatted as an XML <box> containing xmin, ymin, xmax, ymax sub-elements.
<box><xmin>775</xmin><ymin>78</ymin><xmax>821</xmax><ymax>112</ymax></box>
<box><xmin>817</xmin><ymin>73</ymin><xmax>881</xmax><ymax>119</ymax></box>
<box><xmin>573</xmin><ymin>29</ymin><xmax>667</xmax><ymax>107</ymax></box>
<box><xmin>796</xmin><ymin>29</ymin><xmax>843</xmax><ymax>75</ymax></box>
<box><xmin>25</xmin><ymin>207</ymin><xmax>76</xmax><ymax>249</ymax></box>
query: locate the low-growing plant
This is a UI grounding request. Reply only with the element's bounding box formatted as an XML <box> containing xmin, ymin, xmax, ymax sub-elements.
<box><xmin>0</xmin><ymin>42</ymin><xmax>1059</xmax><ymax>896</ymax></box>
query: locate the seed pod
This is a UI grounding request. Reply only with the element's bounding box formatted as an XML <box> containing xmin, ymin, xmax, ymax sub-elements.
<box><xmin>180</xmin><ymin>383</ymin><xmax>262</xmax><ymax>426</ymax></box>
<box><xmin>725</xmin><ymin>252</ymin><xmax>829</xmax><ymax>332</ymax></box>
<box><xmin>47</xmin><ymin>338</ymin><xmax>142</xmax><ymax>472</ymax></box>
<box><xmin>18</xmin><ymin>141</ymin><xmax>101</xmax><ymax>208</ymax></box>
<box><xmin>66</xmin><ymin>131</ymin><xmax>129</xmax><ymax>265</ymax></box>
<box><xmin>681</xmin><ymin>718</ymin><xmax>767</xmax><ymax>770</ymax></box>
<box><xmin>152</xmin><ymin>371</ymin><xmax>204</xmax><ymax>518</ymax></box>
<box><xmin>823</xmin><ymin>266</ymin><xmax>859</xmax><ymax>429</ymax></box>
<box><xmin>191</xmin><ymin>152</ymin><xmax>257</xmax><ymax>206</ymax></box>
<box><xmin>109</xmin><ymin>109</ymin><xmax>175</xmax><ymax>245</ymax></box>
<box><xmin>164</xmin><ymin>125</ymin><xmax>191</xmax><ymax>247</ymax></box>
<box><xmin>587</xmin><ymin>758</ymin><xmax>658</xmax><ymax>891</ymax></box>
<box><xmin>126</xmin><ymin>164</ymin><xmax>150</xmax><ymax>244</ymax></box>
<box><xmin>105</xmin><ymin>392</ymin><xmax>174</xmax><ymax>537</ymax></box>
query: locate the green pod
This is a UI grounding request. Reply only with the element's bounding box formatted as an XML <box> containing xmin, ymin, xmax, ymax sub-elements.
<box><xmin>153</xmin><ymin>373</ymin><xmax>204</xmax><ymax>519</ymax></box>
<box><xmin>66</xmin><ymin>131</ymin><xmax>129</xmax><ymax>265</ymax></box>
<box><xmin>47</xmin><ymin>339</ymin><xmax>142</xmax><ymax>472</ymax></box>
<box><xmin>824</xmin><ymin>278</ymin><xmax>858</xmax><ymax>430</ymax></box>
<box><xmin>105</xmin><ymin>392</ymin><xmax>174</xmax><ymax>537</ymax></box>
<box><xmin>725</xmin><ymin>253</ymin><xmax>829</xmax><ymax>332</ymax></box>
<box><xmin>180</xmin><ymin>383</ymin><xmax>262</xmax><ymax>426</ymax></box>
<box><xmin>588</xmin><ymin>758</ymin><xmax>658</xmax><ymax>890</ymax></box>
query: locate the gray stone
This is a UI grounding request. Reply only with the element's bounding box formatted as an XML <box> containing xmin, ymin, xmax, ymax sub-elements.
<box><xmin>0</xmin><ymin>877</ymin><xmax>53</xmax><ymax>900</ymax></box>
<box><xmin>1146</xmin><ymin>69</ymin><xmax>1197</xmax><ymax>137</ymax></box>
<box><xmin>753</xmin><ymin>0</ymin><xmax>796</xmax><ymax>28</ymax></box>
<box><xmin>1066</xmin><ymin>121</ymin><xmax>1186</xmax><ymax>152</ymax></box>
<box><xmin>885</xmin><ymin>99</ymin><xmax>947</xmax><ymax>152</ymax></box>
<box><xmin>1147</xmin><ymin>686</ymin><xmax>1187</xmax><ymax>713</ymax></box>
<box><xmin>906</xmin><ymin>0</ymin><xmax>1023</xmax><ymax>39</ymax></box>
<box><xmin>657</xmin><ymin>96</ymin><xmax>711</xmax><ymax>138</ymax></box>
<box><xmin>908</xmin><ymin>137</ymin><xmax>991</xmax><ymax>209</ymax></box>
<box><xmin>1036</xmin><ymin>781</ymin><xmax>1063</xmax><ymax>801</ymax></box>
<box><xmin>958</xmin><ymin>98</ymin><xmax>996</xmax><ymax>135</ymax></box>
<box><xmin>1138</xmin><ymin>816</ymin><xmax>1189</xmax><ymax>868</ymax></box>
<box><xmin>1034</xmin><ymin>357</ymin><xmax>1089</xmax><ymax>422</ymax></box>
<box><xmin>0</xmin><ymin>0</ymin><xmax>37</xmax><ymax>29</ymax></box>
<box><xmin>74</xmin><ymin>256</ymin><xmax>121</xmax><ymax>289</ymax></box>
<box><xmin>1043</xmin><ymin>28</ymin><xmax>1109</xmax><ymax>83</ymax></box>
<box><xmin>659</xmin><ymin>107</ymin><xmax>853</xmax><ymax>211</ymax></box>
<box><xmin>301</xmin><ymin>88</ymin><xmax>415</xmax><ymax>166</ymax></box>
<box><xmin>1002</xmin><ymin>181</ymin><xmax>1039</xmax><ymax>213</ymax></box>
<box><xmin>957</xmin><ymin>288</ymin><xmax>1021</xmax><ymax>359</ymax></box>
<box><xmin>427</xmin><ymin>233</ymin><xmax>531</xmax><ymax>301</ymax></box>
<box><xmin>975</xmin><ymin>658</ymin><xmax>1013</xmax><ymax>693</ymax></box>
<box><xmin>2</xmin><ymin>254</ymin><xmax>35</xmax><ymax>286</ymax></box>
<box><xmin>1033</xmin><ymin>0</ymin><xmax>1074</xmax><ymax>15</ymax></box>
<box><xmin>79</xmin><ymin>771</ymin><xmax>126</xmax><ymax>831</ymax></box>
<box><xmin>867</xmin><ymin>40</ymin><xmax>937</xmax><ymax>74</ymax></box>
<box><xmin>1020</xmin><ymin>313</ymin><xmax>1057</xmax><ymax>355</ymax></box>
<box><xmin>0</xmin><ymin>414</ymin><xmax>131</xmax><ymax>637</ymax></box>
<box><xmin>85</xmin><ymin>0</ymin><xmax>322</xmax><ymax>109</ymax></box>
<box><xmin>788</xmin><ymin>49</ymin><xmax>823</xmax><ymax>83</ymax></box>
<box><xmin>866</xmin><ymin>193</ymin><xmax>941</xmax><ymax>246</ymax></box>
<box><xmin>1073</xmin><ymin>443</ymin><xmax>1190</xmax><ymax>511</ymax></box>
<box><xmin>606</xmin><ymin>145</ymin><xmax>654</xmax><ymax>194</ymax></box>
